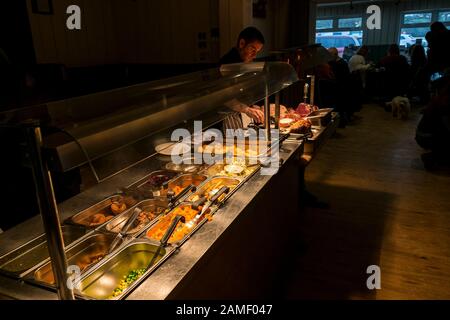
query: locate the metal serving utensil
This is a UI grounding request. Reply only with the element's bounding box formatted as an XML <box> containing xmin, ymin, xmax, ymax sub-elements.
<box><xmin>146</xmin><ymin>215</ymin><xmax>186</xmax><ymax>269</ymax></box>
<box><xmin>186</xmin><ymin>186</ymin><xmax>230</xmax><ymax>229</ymax></box>
<box><xmin>164</xmin><ymin>183</ymin><xmax>196</xmax><ymax>208</ymax></box>
<box><xmin>107</xmin><ymin>207</ymin><xmax>143</xmax><ymax>254</ymax></box>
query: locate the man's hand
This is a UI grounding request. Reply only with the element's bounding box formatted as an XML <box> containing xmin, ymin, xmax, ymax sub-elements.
<box><xmin>243</xmin><ymin>106</ymin><xmax>265</xmax><ymax>124</ymax></box>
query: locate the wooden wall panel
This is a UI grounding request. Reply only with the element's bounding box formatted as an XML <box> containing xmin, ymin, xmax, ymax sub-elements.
<box><xmin>102</xmin><ymin>0</ymin><xmax>119</xmax><ymax>64</ymax></box>
<box><xmin>219</xmin><ymin>0</ymin><xmax>253</xmax><ymax>56</ymax></box>
<box><xmin>25</xmin><ymin>0</ymin><xmax>275</xmax><ymax>66</ymax></box>
<box><xmin>26</xmin><ymin>0</ymin><xmax>57</xmax><ymax>63</ymax></box>
<box><xmin>253</xmin><ymin>0</ymin><xmax>274</xmax><ymax>56</ymax></box>
<box><xmin>272</xmin><ymin>0</ymin><xmax>290</xmax><ymax>50</ymax></box>
<box><xmin>172</xmin><ymin>0</ymin><xmax>197</xmax><ymax>63</ymax></box>
<box><xmin>26</xmin><ymin>1</ymin><xmax>44</xmax><ymax>63</ymax></box>
<box><xmin>219</xmin><ymin>0</ymin><xmax>231</xmax><ymax>56</ymax></box>
<box><xmin>27</xmin><ymin>0</ymin><xmax>119</xmax><ymax>66</ymax></box>
<box><xmin>83</xmin><ymin>0</ymin><xmax>107</xmax><ymax>65</ymax></box>
<box><xmin>50</xmin><ymin>0</ymin><xmax>69</xmax><ymax>65</ymax></box>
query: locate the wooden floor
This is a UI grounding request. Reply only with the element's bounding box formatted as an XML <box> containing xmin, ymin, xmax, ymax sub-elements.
<box><xmin>282</xmin><ymin>104</ymin><xmax>450</xmax><ymax>300</ymax></box>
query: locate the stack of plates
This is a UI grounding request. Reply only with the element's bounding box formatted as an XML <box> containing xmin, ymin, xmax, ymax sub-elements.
<box><xmin>155</xmin><ymin>142</ymin><xmax>191</xmax><ymax>156</ymax></box>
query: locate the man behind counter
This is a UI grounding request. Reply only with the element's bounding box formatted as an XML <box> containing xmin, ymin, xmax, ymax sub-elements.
<box><xmin>219</xmin><ymin>27</ymin><xmax>266</xmax><ymax>130</ymax></box>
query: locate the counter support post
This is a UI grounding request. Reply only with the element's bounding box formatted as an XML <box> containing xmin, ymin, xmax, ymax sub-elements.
<box><xmin>264</xmin><ymin>84</ymin><xmax>271</xmax><ymax>141</ymax></box>
<box><xmin>24</xmin><ymin>125</ymin><xmax>74</xmax><ymax>300</ymax></box>
<box><xmin>274</xmin><ymin>92</ymin><xmax>280</xmax><ymax>129</ymax></box>
<box><xmin>307</xmin><ymin>75</ymin><xmax>316</xmax><ymax>106</ymax></box>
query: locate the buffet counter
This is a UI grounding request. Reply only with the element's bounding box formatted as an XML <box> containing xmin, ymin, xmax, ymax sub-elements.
<box><xmin>0</xmin><ymin>61</ymin><xmax>339</xmax><ymax>300</ymax></box>
<box><xmin>0</xmin><ymin>138</ymin><xmax>304</xmax><ymax>300</ymax></box>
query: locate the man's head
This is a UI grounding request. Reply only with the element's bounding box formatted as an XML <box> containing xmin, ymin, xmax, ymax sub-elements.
<box><xmin>328</xmin><ymin>47</ymin><xmax>339</xmax><ymax>61</ymax></box>
<box><xmin>237</xmin><ymin>27</ymin><xmax>265</xmax><ymax>63</ymax></box>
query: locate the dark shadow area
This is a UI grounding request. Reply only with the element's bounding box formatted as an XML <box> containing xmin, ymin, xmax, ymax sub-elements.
<box><xmin>0</xmin><ymin>63</ymin><xmax>218</xmax><ymax>112</ymax></box>
<box><xmin>281</xmin><ymin>182</ymin><xmax>396</xmax><ymax>300</ymax></box>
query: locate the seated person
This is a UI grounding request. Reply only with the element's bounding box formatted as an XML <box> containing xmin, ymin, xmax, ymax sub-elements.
<box><xmin>380</xmin><ymin>44</ymin><xmax>411</xmax><ymax>99</ymax></box>
<box><xmin>348</xmin><ymin>46</ymin><xmax>371</xmax><ymax>111</ymax></box>
<box><xmin>416</xmin><ymin>76</ymin><xmax>450</xmax><ymax>169</ymax></box>
<box><xmin>426</xmin><ymin>22</ymin><xmax>450</xmax><ymax>74</ymax></box>
<box><xmin>348</xmin><ymin>46</ymin><xmax>372</xmax><ymax>76</ymax></box>
<box><xmin>408</xmin><ymin>44</ymin><xmax>429</xmax><ymax>103</ymax></box>
<box><xmin>328</xmin><ymin>47</ymin><xmax>354</xmax><ymax>126</ymax></box>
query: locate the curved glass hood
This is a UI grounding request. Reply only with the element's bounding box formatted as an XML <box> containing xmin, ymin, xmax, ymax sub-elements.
<box><xmin>1</xmin><ymin>62</ymin><xmax>299</xmax><ymax>180</ymax></box>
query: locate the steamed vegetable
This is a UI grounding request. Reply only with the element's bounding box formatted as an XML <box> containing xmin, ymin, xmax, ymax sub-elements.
<box><xmin>111</xmin><ymin>268</ymin><xmax>146</xmax><ymax>298</ymax></box>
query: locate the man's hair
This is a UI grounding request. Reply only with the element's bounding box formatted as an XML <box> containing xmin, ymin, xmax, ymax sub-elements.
<box><xmin>237</xmin><ymin>27</ymin><xmax>265</xmax><ymax>46</ymax></box>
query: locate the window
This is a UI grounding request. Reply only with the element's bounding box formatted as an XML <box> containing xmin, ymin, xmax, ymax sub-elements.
<box><xmin>338</xmin><ymin>17</ymin><xmax>362</xmax><ymax>29</ymax></box>
<box><xmin>403</xmin><ymin>12</ymin><xmax>432</xmax><ymax>24</ymax></box>
<box><xmin>334</xmin><ymin>37</ymin><xmax>358</xmax><ymax>48</ymax></box>
<box><xmin>316</xmin><ymin>19</ymin><xmax>333</xmax><ymax>30</ymax></box>
<box><xmin>315</xmin><ymin>17</ymin><xmax>364</xmax><ymax>56</ymax></box>
<box><xmin>316</xmin><ymin>36</ymin><xmax>336</xmax><ymax>48</ymax></box>
<box><xmin>439</xmin><ymin>11</ymin><xmax>450</xmax><ymax>22</ymax></box>
<box><xmin>400</xmin><ymin>27</ymin><xmax>429</xmax><ymax>47</ymax></box>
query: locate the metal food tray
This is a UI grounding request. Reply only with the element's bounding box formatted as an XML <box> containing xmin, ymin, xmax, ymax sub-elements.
<box><xmin>185</xmin><ymin>177</ymin><xmax>241</xmax><ymax>203</ymax></box>
<box><xmin>200</xmin><ymin>162</ymin><xmax>260</xmax><ymax>179</ymax></box>
<box><xmin>306</xmin><ymin>108</ymin><xmax>333</xmax><ymax>127</ymax></box>
<box><xmin>141</xmin><ymin>202</ymin><xmax>213</xmax><ymax>248</ymax></box>
<box><xmin>304</xmin><ymin>126</ymin><xmax>326</xmax><ymax>154</ymax></box>
<box><xmin>164</xmin><ymin>156</ymin><xmax>210</xmax><ymax>174</ymax></box>
<box><xmin>126</xmin><ymin>170</ymin><xmax>179</xmax><ymax>192</ymax></box>
<box><xmin>74</xmin><ymin>239</ymin><xmax>175</xmax><ymax>300</ymax></box>
<box><xmin>101</xmin><ymin>198</ymin><xmax>169</xmax><ymax>236</ymax></box>
<box><xmin>140</xmin><ymin>174</ymin><xmax>252</xmax><ymax>248</ymax></box>
<box><xmin>0</xmin><ymin>225</ymin><xmax>88</xmax><ymax>279</ymax></box>
<box><xmin>25</xmin><ymin>232</ymin><xmax>116</xmax><ymax>289</ymax></box>
<box><xmin>158</xmin><ymin>174</ymin><xmax>207</xmax><ymax>197</ymax></box>
<box><xmin>285</xmin><ymin>127</ymin><xmax>319</xmax><ymax>141</ymax></box>
<box><xmin>67</xmin><ymin>195</ymin><xmax>138</xmax><ymax>229</ymax></box>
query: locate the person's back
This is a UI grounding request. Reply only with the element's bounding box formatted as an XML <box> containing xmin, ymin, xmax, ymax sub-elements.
<box><xmin>409</xmin><ymin>44</ymin><xmax>429</xmax><ymax>102</ymax></box>
<box><xmin>416</xmin><ymin>77</ymin><xmax>450</xmax><ymax>168</ymax></box>
<box><xmin>426</xmin><ymin>22</ymin><xmax>450</xmax><ymax>73</ymax></box>
<box><xmin>411</xmin><ymin>44</ymin><xmax>427</xmax><ymax>72</ymax></box>
<box><xmin>380</xmin><ymin>44</ymin><xmax>410</xmax><ymax>98</ymax></box>
<box><xmin>327</xmin><ymin>47</ymin><xmax>356</xmax><ymax>125</ymax></box>
<box><xmin>330</xmin><ymin>58</ymin><xmax>350</xmax><ymax>81</ymax></box>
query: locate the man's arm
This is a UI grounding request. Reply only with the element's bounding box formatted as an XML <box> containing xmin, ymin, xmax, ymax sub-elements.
<box><xmin>226</xmin><ymin>100</ymin><xmax>265</xmax><ymax>123</ymax></box>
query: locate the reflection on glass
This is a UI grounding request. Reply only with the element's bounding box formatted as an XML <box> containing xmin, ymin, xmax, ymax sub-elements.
<box><xmin>315</xmin><ymin>32</ymin><xmax>362</xmax><ymax>49</ymax></box>
<box><xmin>400</xmin><ymin>28</ymin><xmax>430</xmax><ymax>48</ymax></box>
<box><xmin>403</xmin><ymin>13</ymin><xmax>432</xmax><ymax>24</ymax></box>
<box><xmin>338</xmin><ymin>17</ymin><xmax>362</xmax><ymax>28</ymax></box>
<box><xmin>438</xmin><ymin>11</ymin><xmax>450</xmax><ymax>22</ymax></box>
<box><xmin>316</xmin><ymin>19</ymin><xmax>333</xmax><ymax>30</ymax></box>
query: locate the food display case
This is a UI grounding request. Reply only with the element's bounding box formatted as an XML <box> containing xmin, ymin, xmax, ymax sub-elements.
<box><xmin>0</xmin><ymin>62</ymin><xmax>306</xmax><ymax>300</ymax></box>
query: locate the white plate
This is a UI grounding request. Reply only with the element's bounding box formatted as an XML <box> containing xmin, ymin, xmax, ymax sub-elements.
<box><xmin>155</xmin><ymin>142</ymin><xmax>191</xmax><ymax>156</ymax></box>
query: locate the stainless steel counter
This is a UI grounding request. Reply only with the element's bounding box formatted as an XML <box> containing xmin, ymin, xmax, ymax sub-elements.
<box><xmin>0</xmin><ymin>139</ymin><xmax>304</xmax><ymax>300</ymax></box>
